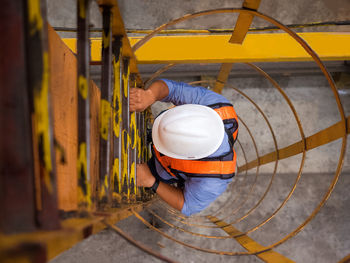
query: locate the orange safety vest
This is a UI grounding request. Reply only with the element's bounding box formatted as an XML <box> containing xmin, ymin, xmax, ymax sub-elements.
<box><xmin>152</xmin><ymin>103</ymin><xmax>238</xmax><ymax>179</ymax></box>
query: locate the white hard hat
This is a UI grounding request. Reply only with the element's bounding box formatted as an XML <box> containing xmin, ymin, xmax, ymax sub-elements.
<box><xmin>152</xmin><ymin>104</ymin><xmax>225</xmax><ymax>160</ymax></box>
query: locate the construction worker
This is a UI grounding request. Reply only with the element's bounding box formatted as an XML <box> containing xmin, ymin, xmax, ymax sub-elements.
<box><xmin>130</xmin><ymin>79</ymin><xmax>238</xmax><ymax>216</ymax></box>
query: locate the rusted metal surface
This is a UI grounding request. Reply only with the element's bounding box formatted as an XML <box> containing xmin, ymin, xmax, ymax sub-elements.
<box><xmin>48</xmin><ymin>25</ymin><xmax>78</xmax><ymax>211</ymax></box>
<box><xmin>0</xmin><ymin>0</ymin><xmax>36</xmax><ymax>234</ymax></box>
<box><xmin>111</xmin><ymin>36</ymin><xmax>123</xmax><ymax>206</ymax></box>
<box><xmin>98</xmin><ymin>5</ymin><xmax>113</xmax><ymax>209</ymax></box>
<box><xmin>0</xmin><ymin>202</ymin><xmax>153</xmax><ymax>262</ymax></box>
<box><xmin>98</xmin><ymin>0</ymin><xmax>143</xmax><ymax>87</ymax></box>
<box><xmin>121</xmin><ymin>58</ymin><xmax>130</xmax><ymax>203</ymax></box>
<box><xmin>136</xmin><ymin>112</ymin><xmax>143</xmax><ymax>201</ymax></box>
<box><xmin>24</xmin><ymin>0</ymin><xmax>60</xmax><ymax>230</ymax></box>
<box><xmin>1</xmin><ymin>0</ymin><xmax>150</xmax><ymax>260</ymax></box>
<box><xmin>138</xmin><ymin>111</ymin><xmax>149</xmax><ymax>201</ymax></box>
<box><xmin>0</xmin><ymin>242</ymin><xmax>47</xmax><ymax>263</ymax></box>
<box><xmin>129</xmin><ymin>74</ymin><xmax>138</xmax><ymax>203</ymax></box>
<box><xmin>89</xmin><ymin>80</ymin><xmax>101</xmax><ymax>209</ymax></box>
<box><xmin>77</xmin><ymin>0</ymin><xmax>92</xmax><ymax>211</ymax></box>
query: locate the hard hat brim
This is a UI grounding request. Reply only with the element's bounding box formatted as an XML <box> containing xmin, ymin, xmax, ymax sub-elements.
<box><xmin>152</xmin><ymin>105</ymin><xmax>225</xmax><ymax>160</ymax></box>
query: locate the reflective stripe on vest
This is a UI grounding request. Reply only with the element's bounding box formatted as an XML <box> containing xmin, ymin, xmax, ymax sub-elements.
<box><xmin>153</xmin><ymin>104</ymin><xmax>238</xmax><ymax>179</ymax></box>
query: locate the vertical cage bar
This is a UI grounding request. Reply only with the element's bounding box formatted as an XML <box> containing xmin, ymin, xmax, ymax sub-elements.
<box><xmin>111</xmin><ymin>36</ymin><xmax>123</xmax><ymax>207</ymax></box>
<box><xmin>145</xmin><ymin>110</ymin><xmax>154</xmax><ymax>200</ymax></box>
<box><xmin>136</xmin><ymin>112</ymin><xmax>142</xmax><ymax>201</ymax></box>
<box><xmin>99</xmin><ymin>5</ymin><xmax>113</xmax><ymax>209</ymax></box>
<box><xmin>121</xmin><ymin>58</ymin><xmax>130</xmax><ymax>203</ymax></box>
<box><xmin>139</xmin><ymin>112</ymin><xmax>147</xmax><ymax>201</ymax></box>
<box><xmin>24</xmin><ymin>0</ymin><xmax>60</xmax><ymax>229</ymax></box>
<box><xmin>77</xmin><ymin>0</ymin><xmax>91</xmax><ymax>211</ymax></box>
<box><xmin>129</xmin><ymin>75</ymin><xmax>138</xmax><ymax>203</ymax></box>
<box><xmin>0</xmin><ymin>0</ymin><xmax>36</xmax><ymax>233</ymax></box>
<box><xmin>140</xmin><ymin>110</ymin><xmax>152</xmax><ymax>201</ymax></box>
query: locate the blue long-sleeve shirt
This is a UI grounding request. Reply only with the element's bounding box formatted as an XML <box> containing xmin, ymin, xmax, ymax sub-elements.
<box><xmin>150</xmin><ymin>79</ymin><xmax>235</xmax><ymax>216</ymax></box>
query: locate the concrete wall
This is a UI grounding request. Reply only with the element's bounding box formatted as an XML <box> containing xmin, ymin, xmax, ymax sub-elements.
<box><xmin>118</xmin><ymin>0</ymin><xmax>350</xmax><ymax>33</ymax></box>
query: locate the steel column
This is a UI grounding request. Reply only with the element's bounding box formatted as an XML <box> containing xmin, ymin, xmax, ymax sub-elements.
<box><xmin>121</xmin><ymin>58</ymin><xmax>130</xmax><ymax>203</ymax></box>
<box><xmin>129</xmin><ymin>75</ymin><xmax>138</xmax><ymax>203</ymax></box>
<box><xmin>77</xmin><ymin>0</ymin><xmax>92</xmax><ymax>211</ymax></box>
<box><xmin>138</xmin><ymin>112</ymin><xmax>146</xmax><ymax>201</ymax></box>
<box><xmin>99</xmin><ymin>5</ymin><xmax>113</xmax><ymax>209</ymax></box>
<box><xmin>136</xmin><ymin>112</ymin><xmax>142</xmax><ymax>201</ymax></box>
<box><xmin>0</xmin><ymin>0</ymin><xmax>36</xmax><ymax>233</ymax></box>
<box><xmin>111</xmin><ymin>36</ymin><xmax>123</xmax><ymax>207</ymax></box>
<box><xmin>24</xmin><ymin>0</ymin><xmax>60</xmax><ymax>230</ymax></box>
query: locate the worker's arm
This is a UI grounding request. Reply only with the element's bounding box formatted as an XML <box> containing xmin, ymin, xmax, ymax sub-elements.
<box><xmin>130</xmin><ymin>80</ymin><xmax>169</xmax><ymax>112</ymax></box>
<box><xmin>136</xmin><ymin>163</ymin><xmax>184</xmax><ymax>211</ymax></box>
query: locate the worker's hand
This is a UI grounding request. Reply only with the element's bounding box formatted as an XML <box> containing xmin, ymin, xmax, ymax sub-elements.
<box><xmin>129</xmin><ymin>88</ymin><xmax>156</xmax><ymax>112</ymax></box>
<box><xmin>136</xmin><ymin>163</ymin><xmax>156</xmax><ymax>187</ymax></box>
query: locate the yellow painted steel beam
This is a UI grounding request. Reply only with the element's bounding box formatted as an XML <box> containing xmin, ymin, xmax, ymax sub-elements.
<box><xmin>213</xmin><ymin>63</ymin><xmax>234</xmax><ymax>93</ymax></box>
<box><xmin>214</xmin><ymin>0</ymin><xmax>261</xmax><ymax>93</ymax></box>
<box><xmin>229</xmin><ymin>0</ymin><xmax>261</xmax><ymax>44</ymax></box>
<box><xmin>63</xmin><ymin>33</ymin><xmax>350</xmax><ymax>64</ymax></box>
<box><xmin>0</xmin><ymin>202</ymin><xmax>151</xmax><ymax>261</ymax></box>
<box><xmin>208</xmin><ymin>216</ymin><xmax>295</xmax><ymax>262</ymax></box>
<box><xmin>238</xmin><ymin>115</ymin><xmax>350</xmax><ymax>173</ymax></box>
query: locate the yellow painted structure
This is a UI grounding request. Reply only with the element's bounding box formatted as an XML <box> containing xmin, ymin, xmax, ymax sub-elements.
<box><xmin>238</xmin><ymin>116</ymin><xmax>350</xmax><ymax>173</ymax></box>
<box><xmin>0</xmin><ymin>202</ymin><xmax>152</xmax><ymax>261</ymax></box>
<box><xmin>63</xmin><ymin>33</ymin><xmax>350</xmax><ymax>64</ymax></box>
<box><xmin>229</xmin><ymin>0</ymin><xmax>261</xmax><ymax>43</ymax></box>
<box><xmin>208</xmin><ymin>216</ymin><xmax>295</xmax><ymax>263</ymax></box>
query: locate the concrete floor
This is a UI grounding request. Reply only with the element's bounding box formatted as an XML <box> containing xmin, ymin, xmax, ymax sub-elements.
<box><xmin>47</xmin><ymin>1</ymin><xmax>350</xmax><ymax>262</ymax></box>
<box><xmin>51</xmin><ymin>172</ymin><xmax>350</xmax><ymax>263</ymax></box>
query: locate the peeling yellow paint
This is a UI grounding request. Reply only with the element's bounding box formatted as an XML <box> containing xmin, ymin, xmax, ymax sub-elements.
<box><xmin>33</xmin><ymin>52</ymin><xmax>53</xmax><ymax>193</ymax></box>
<box><xmin>99</xmin><ymin>174</ymin><xmax>109</xmax><ymax>201</ymax></box>
<box><xmin>100</xmin><ymin>99</ymin><xmax>111</xmax><ymax>140</ymax></box>
<box><xmin>137</xmin><ymin>129</ymin><xmax>141</xmax><ymax>159</ymax></box>
<box><xmin>78</xmin><ymin>75</ymin><xmax>88</xmax><ymax>99</ymax></box>
<box><xmin>122</xmin><ymin>62</ymin><xmax>129</xmax><ymax>97</ymax></box>
<box><xmin>130</xmin><ymin>112</ymin><xmax>137</xmax><ymax>149</ymax></box>
<box><xmin>77</xmin><ymin>142</ymin><xmax>91</xmax><ymax>206</ymax></box>
<box><xmin>113</xmin><ymin>59</ymin><xmax>122</xmax><ymax>138</ymax></box>
<box><xmin>121</xmin><ymin>130</ymin><xmax>129</xmax><ymax>197</ymax></box>
<box><xmin>27</xmin><ymin>0</ymin><xmax>43</xmax><ymax>35</ymax></box>
<box><xmin>130</xmin><ymin>161</ymin><xmax>136</xmax><ymax>200</ymax></box>
<box><xmin>78</xmin><ymin>0</ymin><xmax>86</xmax><ymax>19</ymax></box>
<box><xmin>112</xmin><ymin>158</ymin><xmax>120</xmax><ymax>193</ymax></box>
